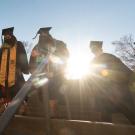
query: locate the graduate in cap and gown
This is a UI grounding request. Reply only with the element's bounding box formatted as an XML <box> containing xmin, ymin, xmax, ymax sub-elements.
<box><xmin>29</xmin><ymin>27</ymin><xmax>55</xmax><ymax>73</ymax></box>
<box><xmin>29</xmin><ymin>27</ymin><xmax>69</xmax><ymax>73</ymax></box>
<box><xmin>89</xmin><ymin>41</ymin><xmax>135</xmax><ymax>124</ymax></box>
<box><xmin>0</xmin><ymin>27</ymin><xmax>29</xmax><ymax>108</ymax></box>
<box><xmin>29</xmin><ymin>27</ymin><xmax>69</xmax><ymax>116</ymax></box>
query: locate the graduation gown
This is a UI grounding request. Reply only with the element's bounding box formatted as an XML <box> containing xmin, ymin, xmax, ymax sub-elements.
<box><xmin>0</xmin><ymin>41</ymin><xmax>29</xmax><ymax>99</ymax></box>
<box><xmin>90</xmin><ymin>53</ymin><xmax>135</xmax><ymax>123</ymax></box>
<box><xmin>29</xmin><ymin>39</ymin><xmax>69</xmax><ymax>101</ymax></box>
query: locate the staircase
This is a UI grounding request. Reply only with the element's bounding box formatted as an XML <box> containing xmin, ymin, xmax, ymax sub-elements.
<box><xmin>4</xmin><ymin>115</ymin><xmax>135</xmax><ymax>135</ymax></box>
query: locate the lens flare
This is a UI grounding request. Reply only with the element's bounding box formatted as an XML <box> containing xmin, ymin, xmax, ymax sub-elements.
<box><xmin>65</xmin><ymin>53</ymin><xmax>90</xmax><ymax>80</ymax></box>
<box><xmin>101</xmin><ymin>69</ymin><xmax>109</xmax><ymax>77</ymax></box>
<box><xmin>32</xmin><ymin>77</ymin><xmax>48</xmax><ymax>88</ymax></box>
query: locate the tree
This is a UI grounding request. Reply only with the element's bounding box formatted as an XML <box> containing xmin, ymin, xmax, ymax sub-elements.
<box><xmin>112</xmin><ymin>34</ymin><xmax>135</xmax><ymax>70</ymax></box>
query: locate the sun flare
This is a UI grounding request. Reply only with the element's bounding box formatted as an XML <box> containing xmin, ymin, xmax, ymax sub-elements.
<box><xmin>65</xmin><ymin>53</ymin><xmax>90</xmax><ymax>79</ymax></box>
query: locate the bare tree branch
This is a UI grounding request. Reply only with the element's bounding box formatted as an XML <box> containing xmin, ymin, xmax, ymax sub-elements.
<box><xmin>112</xmin><ymin>34</ymin><xmax>135</xmax><ymax>70</ymax></box>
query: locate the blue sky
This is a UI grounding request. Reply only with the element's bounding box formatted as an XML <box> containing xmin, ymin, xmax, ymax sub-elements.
<box><xmin>0</xmin><ymin>0</ymin><xmax>135</xmax><ymax>56</ymax></box>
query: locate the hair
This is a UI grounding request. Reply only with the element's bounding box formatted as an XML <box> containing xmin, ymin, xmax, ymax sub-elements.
<box><xmin>4</xmin><ymin>35</ymin><xmax>17</xmax><ymax>46</ymax></box>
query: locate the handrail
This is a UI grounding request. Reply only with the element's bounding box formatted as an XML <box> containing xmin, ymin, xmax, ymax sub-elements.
<box><xmin>0</xmin><ymin>56</ymin><xmax>51</xmax><ymax>135</ymax></box>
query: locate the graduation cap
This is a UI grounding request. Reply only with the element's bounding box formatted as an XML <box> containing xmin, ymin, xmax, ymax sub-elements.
<box><xmin>2</xmin><ymin>27</ymin><xmax>14</xmax><ymax>36</ymax></box>
<box><xmin>90</xmin><ymin>41</ymin><xmax>103</xmax><ymax>48</ymax></box>
<box><xmin>33</xmin><ymin>27</ymin><xmax>52</xmax><ymax>39</ymax></box>
<box><xmin>1</xmin><ymin>27</ymin><xmax>14</xmax><ymax>44</ymax></box>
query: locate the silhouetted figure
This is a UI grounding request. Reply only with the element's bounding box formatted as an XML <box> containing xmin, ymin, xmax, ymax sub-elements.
<box><xmin>29</xmin><ymin>27</ymin><xmax>69</xmax><ymax>116</ymax></box>
<box><xmin>0</xmin><ymin>27</ymin><xmax>29</xmax><ymax>109</ymax></box>
<box><xmin>89</xmin><ymin>41</ymin><xmax>135</xmax><ymax>124</ymax></box>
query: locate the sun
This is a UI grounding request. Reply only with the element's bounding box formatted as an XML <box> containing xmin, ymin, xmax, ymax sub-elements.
<box><xmin>65</xmin><ymin>53</ymin><xmax>90</xmax><ymax>80</ymax></box>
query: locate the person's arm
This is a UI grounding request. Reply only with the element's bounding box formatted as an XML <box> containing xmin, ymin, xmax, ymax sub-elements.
<box><xmin>17</xmin><ymin>41</ymin><xmax>29</xmax><ymax>74</ymax></box>
<box><xmin>29</xmin><ymin>53</ymin><xmax>36</xmax><ymax>74</ymax></box>
<box><xmin>105</xmin><ymin>55</ymin><xmax>133</xmax><ymax>83</ymax></box>
<box><xmin>29</xmin><ymin>46</ymin><xmax>40</xmax><ymax>74</ymax></box>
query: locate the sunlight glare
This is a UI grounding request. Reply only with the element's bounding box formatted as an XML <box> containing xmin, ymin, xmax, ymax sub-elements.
<box><xmin>32</xmin><ymin>77</ymin><xmax>48</xmax><ymax>88</ymax></box>
<box><xmin>65</xmin><ymin>53</ymin><xmax>90</xmax><ymax>79</ymax></box>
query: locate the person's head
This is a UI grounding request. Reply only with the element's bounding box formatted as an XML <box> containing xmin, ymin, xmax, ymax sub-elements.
<box><xmin>89</xmin><ymin>41</ymin><xmax>103</xmax><ymax>56</ymax></box>
<box><xmin>35</xmin><ymin>27</ymin><xmax>55</xmax><ymax>51</ymax></box>
<box><xmin>2</xmin><ymin>27</ymin><xmax>17</xmax><ymax>46</ymax></box>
